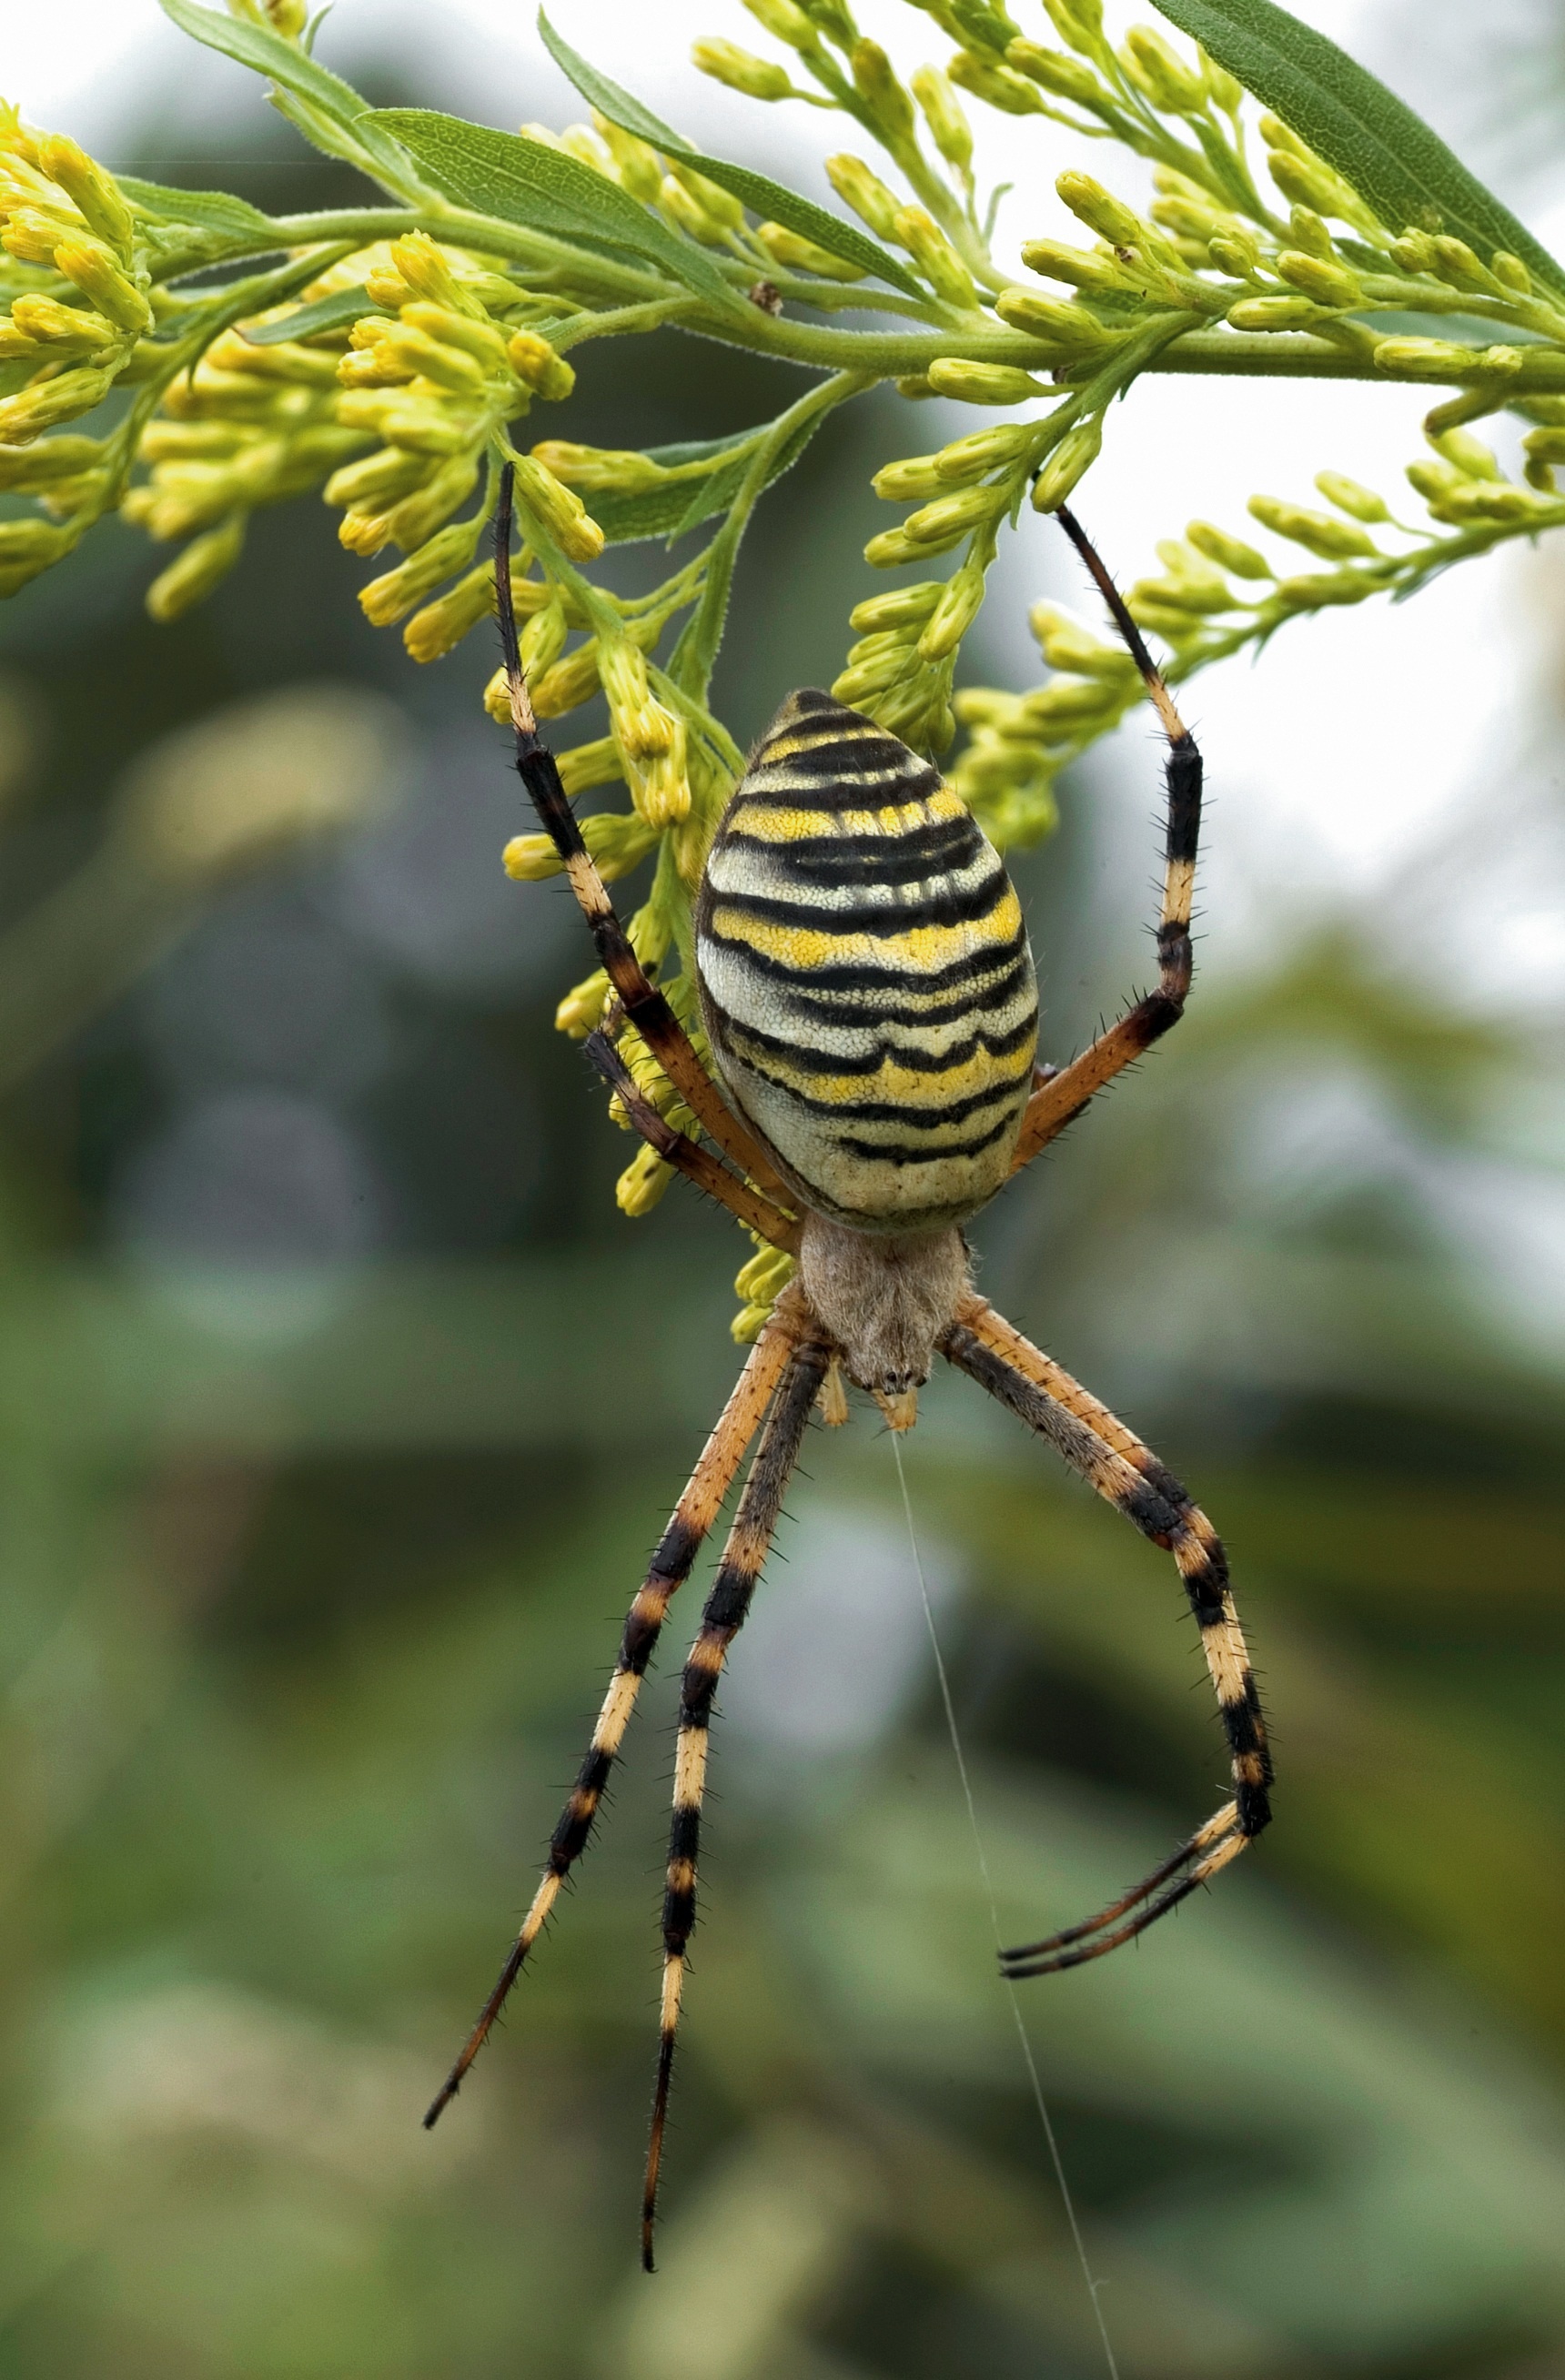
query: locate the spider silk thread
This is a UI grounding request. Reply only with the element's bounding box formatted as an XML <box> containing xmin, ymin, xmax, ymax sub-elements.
<box><xmin>889</xmin><ymin>1432</ymin><xmax>1122</xmax><ymax>2380</ymax></box>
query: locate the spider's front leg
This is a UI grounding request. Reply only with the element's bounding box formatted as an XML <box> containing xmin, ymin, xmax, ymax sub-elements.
<box><xmin>1011</xmin><ymin>505</ymin><xmax>1202</xmax><ymax>1172</ymax></box>
<box><xmin>940</xmin><ymin>1295</ymin><xmax>1270</xmax><ymax>1975</ymax></box>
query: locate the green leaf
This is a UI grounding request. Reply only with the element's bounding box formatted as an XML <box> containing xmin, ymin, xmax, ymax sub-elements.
<box><xmin>537</xmin><ymin>8</ymin><xmax>927</xmax><ymax>302</ymax></box>
<box><xmin>1153</xmin><ymin>0</ymin><xmax>1565</xmax><ymax>299</ymax></box>
<box><xmin>587</xmin><ymin>417</ymin><xmax>826</xmax><ymax>544</ymax></box>
<box><xmin>241</xmin><ymin>285</ymin><xmax>373</xmax><ymax>344</ymax></box>
<box><xmin>363</xmin><ymin>110</ymin><xmax>739</xmax><ymax>311</ymax></box>
<box><xmin>155</xmin><ymin>0</ymin><xmax>413</xmax><ymax>181</ymax></box>
<box><xmin>119</xmin><ymin>176</ymin><xmax>278</xmax><ymax>244</ymax></box>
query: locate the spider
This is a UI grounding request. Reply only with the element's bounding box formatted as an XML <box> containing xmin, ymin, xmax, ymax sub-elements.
<box><xmin>423</xmin><ymin>462</ymin><xmax>1271</xmax><ymax>2268</ymax></box>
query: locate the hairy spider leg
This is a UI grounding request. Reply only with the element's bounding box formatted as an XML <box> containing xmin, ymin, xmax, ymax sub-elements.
<box><xmin>423</xmin><ymin>1295</ymin><xmax>808</xmax><ymax>2131</ymax></box>
<box><xmin>643</xmin><ymin>1334</ymin><xmax>831</xmax><ymax>2271</ymax></box>
<box><xmin>491</xmin><ymin>462</ymin><xmax>790</xmax><ymax>1204</ymax></box>
<box><xmin>938</xmin><ymin>1306</ymin><xmax>1270</xmax><ymax>1975</ymax></box>
<box><xmin>1011</xmin><ymin>503</ymin><xmax>1201</xmax><ymax>1173</ymax></box>
<box><xmin>583</xmin><ymin>1028</ymin><xmax>800</xmax><ymax>1254</ymax></box>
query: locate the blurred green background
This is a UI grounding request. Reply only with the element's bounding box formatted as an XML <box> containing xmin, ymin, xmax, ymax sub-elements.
<box><xmin>4</xmin><ymin>9</ymin><xmax>1565</xmax><ymax>2375</ymax></box>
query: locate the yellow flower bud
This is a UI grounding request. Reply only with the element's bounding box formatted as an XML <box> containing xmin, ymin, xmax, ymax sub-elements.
<box><xmin>0</xmin><ymin>361</ymin><xmax>116</xmax><ymax>441</ymax></box>
<box><xmin>833</xmin><ymin>646</ymin><xmax>914</xmax><ymax>705</ymax></box>
<box><xmin>893</xmin><ymin>207</ymin><xmax>975</xmax><ymax>309</ymax></box>
<box><xmin>502</xmin><ymin>832</ymin><xmax>563</xmax><ymax>881</ymax></box>
<box><xmin>693</xmin><ymin>38</ymin><xmax>793</xmax><ymax>99</ymax></box>
<box><xmin>1</xmin><ymin>207</ymin><xmax>73</xmax><ymax>267</ymax></box>
<box><xmin>1055</xmin><ymin>170</ymin><xmax>1142</xmax><ymax>249</ymax></box>
<box><xmin>1314</xmin><ymin>472</ymin><xmax>1388</xmax><ymax>522</ymax></box>
<box><xmin>1119</xmin><ymin>26</ymin><xmax>1204</xmax><ymax>115</ymax></box>
<box><xmin>946</xmin><ymin>52</ymin><xmax>1045</xmax><ymax>115</ymax></box>
<box><xmin>559</xmin><ymin>124</ymin><xmax>617</xmax><ymax>179</ymax></box>
<box><xmin>556</xmin><ymin>967</ymin><xmax>611</xmax><ymax>1037</ymax></box>
<box><xmin>511</xmin><ymin>452</ymin><xmax>605</xmax><ymax>561</ymax></box>
<box><xmin>37</xmin><ymin>134</ymin><xmax>135</xmax><ymax>255</ymax></box>
<box><xmin>904</xmin><ymin>481</ymin><xmax>1008</xmax><ymax>543</ymax></box>
<box><xmin>1265</xmin><ymin>147</ymin><xmax>1358</xmax><ymax>223</ymax></box>
<box><xmin>617</xmin><ymin>1144</ymin><xmax>675</xmax><ymax>1217</ymax></box>
<box><xmin>918</xmin><ymin>560</ymin><xmax>985</xmax><ymax>659</ymax></box>
<box><xmin>556</xmin><ymin>739</ymin><xmax>623</xmax><ymax>795</ymax></box>
<box><xmin>1015</xmin><ymin>237</ymin><xmax>1126</xmax><ymax>294</ymax></box>
<box><xmin>502</xmin><ymin>331</ymin><xmax>573</xmax><ymax>403</ymax></box>
<box><xmin>1429</xmin><ymin>427</ymin><xmax>1501</xmax><ymax>480</ymax></box>
<box><xmin>403</xmin><ymin>561</ymin><xmax>495</xmax><ymax>661</ymax></box>
<box><xmin>754</xmin><ymin>221</ymin><xmax>864</xmax><ymax>281</ymax></box>
<box><xmin>1429</xmin><ymin>236</ymin><xmax>1493</xmax><ymax>290</ymax></box>
<box><xmin>325</xmin><ymin>446</ymin><xmax>431</xmax><ymax>511</ymax></box>
<box><xmin>520</xmin><ymin>600</ymin><xmax>568</xmax><ymax>681</ymax></box>
<box><xmin>399</xmin><ymin>300</ymin><xmax>510</xmax><ymax>370</ymax></box>
<box><xmin>633</xmin><ymin>721</ymin><xmax>692</xmax><ymax>829</ymax></box>
<box><xmin>1247</xmin><ymin>493</ymin><xmax>1379</xmax><ymax>558</ymax></box>
<box><xmin>668</xmin><ymin>160</ymin><xmax>745</xmax><ymax>231</ymax></box>
<box><xmin>1021</xmin><ymin>676</ymin><xmax>1124</xmax><ymax>727</ymax></box>
<box><xmin>9</xmin><ymin>293</ymin><xmax>117</xmax><ymax>349</ymax></box>
<box><xmin>937</xmin><ymin>424</ymin><xmax>1032</xmax><ymax>479</ymax></box>
<box><xmin>1186</xmin><ymin>519</ymin><xmax>1273</xmax><ymax>579</ymax></box>
<box><xmin>852</xmin><ymin>41</ymin><xmax>914</xmax><ymax>140</ymax></box>
<box><xmin>1275</xmin><ymin>248</ymin><xmax>1361</xmax><ymax>307</ymax></box>
<box><xmin>995</xmin><ymin>285</ymin><xmax>1113</xmax><ymax>348</ymax></box>
<box><xmin>659</xmin><ymin>173</ymin><xmax>732</xmax><ymax>249</ymax></box>
<box><xmin>584</xmin><ymin>807</ymin><xmax>661</xmax><ymax>879</ymax></box>
<box><xmin>848</xmin><ymin>582</ymin><xmax>944</xmax><ymax>632</ymax></box>
<box><xmin>1227</xmin><ymin>294</ymin><xmax>1325</xmax><ymax>331</ymax></box>
<box><xmin>379</xmin><ymin>321</ymin><xmax>489</xmax><ymax>392</ymax></box>
<box><xmin>358</xmin><ymin>521</ymin><xmax>475</xmax><ymax>626</ymax></box>
<box><xmin>1005</xmin><ymin>40</ymin><xmax>1101</xmax><ymax>103</ymax></box>
<box><xmin>52</xmin><ymin>236</ymin><xmax>152</xmax><ymax>333</ymax></box>
<box><xmin>1287</xmin><ymin>206</ymin><xmax>1337</xmax><ymax>261</ymax></box>
<box><xmin>0</xmin><ymin>431</ymin><xmax>103</xmax><ymax>489</ymax></box>
<box><xmin>1491</xmin><ymin>251</ymin><xmax>1531</xmax><ymax>296</ymax></box>
<box><xmin>864</xmin><ymin>528</ymin><xmax>936</xmax><ymax>569</ymax></box>
<box><xmin>925</xmin><ymin>358</ymin><xmax>1044</xmax><ymax>405</ymax></box>
<box><xmin>910</xmin><ymin>66</ymin><xmax>973</xmax><ymax>173</ymax></box>
<box><xmin>1030</xmin><ymin>417</ymin><xmax>1102</xmax><ymax>511</ymax></box>
<box><xmin>587</xmin><ymin>115</ymin><xmax>663</xmax><ymax>206</ymax></box>
<box><xmin>532</xmin><ymin>640</ymin><xmax>603</xmax><ymax>716</ymax></box>
<box><xmin>823</xmin><ymin>154</ymin><xmax>901</xmax><ymax>241</ymax></box>
<box><xmin>1028</xmin><ymin>602</ymin><xmax>1138</xmax><ymax>674</ymax></box>
<box><xmin>873</xmin><ymin>453</ymin><xmax>944</xmax><ymax>500</ymax></box>
<box><xmin>1043</xmin><ymin>0</ymin><xmax>1104</xmax><ymax>53</ymax></box>
<box><xmin>1373</xmin><ymin>338</ymin><xmax>1521</xmax><ymax>384</ymax></box>
<box><xmin>741</xmin><ymin>0</ymin><xmax>815</xmax><ymax>47</ymax></box>
<box><xmin>144</xmin><ymin>513</ymin><xmax>247</xmax><ymax>623</ymax></box>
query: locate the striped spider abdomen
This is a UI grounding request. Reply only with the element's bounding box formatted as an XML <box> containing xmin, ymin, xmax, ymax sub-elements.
<box><xmin>695</xmin><ymin>689</ymin><xmax>1040</xmax><ymax>1235</ymax></box>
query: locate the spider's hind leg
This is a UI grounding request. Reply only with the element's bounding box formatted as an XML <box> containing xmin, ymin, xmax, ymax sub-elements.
<box><xmin>939</xmin><ymin>1294</ymin><xmax>1270</xmax><ymax>1977</ymax></box>
<box><xmin>642</xmin><ymin>1330</ymin><xmax>830</xmax><ymax>2270</ymax></box>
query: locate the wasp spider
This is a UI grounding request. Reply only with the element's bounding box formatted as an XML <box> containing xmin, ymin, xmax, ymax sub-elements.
<box><xmin>424</xmin><ymin>465</ymin><xmax>1272</xmax><ymax>2267</ymax></box>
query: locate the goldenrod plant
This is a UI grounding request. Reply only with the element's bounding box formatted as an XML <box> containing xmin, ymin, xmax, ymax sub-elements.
<box><xmin>5</xmin><ymin>0</ymin><xmax>1565</xmax><ymax>1324</ymax></box>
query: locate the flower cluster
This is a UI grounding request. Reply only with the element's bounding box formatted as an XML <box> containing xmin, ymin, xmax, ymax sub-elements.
<box><xmin>0</xmin><ymin>108</ymin><xmax>153</xmax><ymax>591</ymax></box>
<box><xmin>6</xmin><ymin>0</ymin><xmax>1565</xmax><ymax>1326</ymax></box>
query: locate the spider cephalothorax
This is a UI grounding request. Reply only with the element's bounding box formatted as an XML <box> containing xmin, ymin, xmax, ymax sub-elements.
<box><xmin>423</xmin><ymin>467</ymin><xmax>1272</xmax><ymax>2272</ymax></box>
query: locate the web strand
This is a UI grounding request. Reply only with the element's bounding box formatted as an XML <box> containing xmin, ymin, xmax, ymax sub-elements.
<box><xmin>890</xmin><ymin>1432</ymin><xmax>1121</xmax><ymax>2380</ymax></box>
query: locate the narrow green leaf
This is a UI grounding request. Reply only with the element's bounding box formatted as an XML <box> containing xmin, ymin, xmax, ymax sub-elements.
<box><xmin>119</xmin><ymin>176</ymin><xmax>278</xmax><ymax>244</ymax></box>
<box><xmin>155</xmin><ymin>0</ymin><xmax>412</xmax><ymax>180</ymax></box>
<box><xmin>363</xmin><ymin>109</ymin><xmax>739</xmax><ymax>310</ymax></box>
<box><xmin>537</xmin><ymin>8</ymin><xmax>927</xmax><ymax>302</ymax></box>
<box><xmin>585</xmin><ymin>416</ymin><xmax>826</xmax><ymax>544</ymax></box>
<box><xmin>1153</xmin><ymin>0</ymin><xmax>1565</xmax><ymax>298</ymax></box>
<box><xmin>241</xmin><ymin>285</ymin><xmax>373</xmax><ymax>344</ymax></box>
